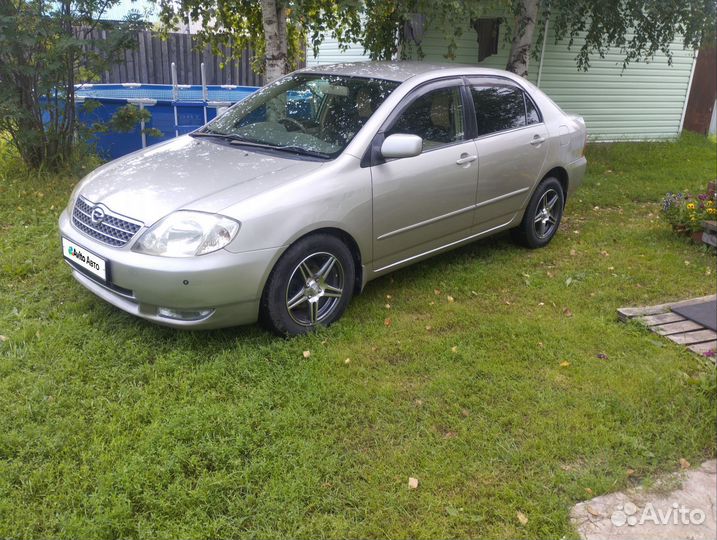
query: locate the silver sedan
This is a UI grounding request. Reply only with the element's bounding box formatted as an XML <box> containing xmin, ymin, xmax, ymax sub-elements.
<box><xmin>59</xmin><ymin>62</ymin><xmax>587</xmax><ymax>335</ymax></box>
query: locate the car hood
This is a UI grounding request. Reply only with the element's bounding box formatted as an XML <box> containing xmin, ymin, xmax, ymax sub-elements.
<box><xmin>76</xmin><ymin>136</ymin><xmax>325</xmax><ymax>225</ymax></box>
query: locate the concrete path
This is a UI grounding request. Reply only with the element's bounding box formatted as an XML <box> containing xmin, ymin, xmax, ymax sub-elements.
<box><xmin>571</xmin><ymin>460</ymin><xmax>716</xmax><ymax>540</ymax></box>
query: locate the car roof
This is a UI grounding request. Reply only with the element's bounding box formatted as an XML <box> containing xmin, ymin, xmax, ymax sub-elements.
<box><xmin>298</xmin><ymin>61</ymin><xmax>515</xmax><ymax>83</ymax></box>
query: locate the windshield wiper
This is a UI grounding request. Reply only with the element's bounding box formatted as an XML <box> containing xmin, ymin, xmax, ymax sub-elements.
<box><xmin>228</xmin><ymin>139</ymin><xmax>330</xmax><ymax>159</ymax></box>
<box><xmin>191</xmin><ymin>131</ymin><xmax>275</xmax><ymax>148</ymax></box>
<box><xmin>274</xmin><ymin>145</ymin><xmax>331</xmax><ymax>159</ymax></box>
<box><xmin>192</xmin><ymin>130</ymin><xmax>331</xmax><ymax>159</ymax></box>
<box><xmin>190</xmin><ymin>129</ymin><xmax>244</xmax><ymax>141</ymax></box>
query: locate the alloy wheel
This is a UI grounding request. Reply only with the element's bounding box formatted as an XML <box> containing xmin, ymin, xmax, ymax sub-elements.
<box><xmin>533</xmin><ymin>188</ymin><xmax>560</xmax><ymax>239</ymax></box>
<box><xmin>285</xmin><ymin>252</ymin><xmax>345</xmax><ymax>326</ymax></box>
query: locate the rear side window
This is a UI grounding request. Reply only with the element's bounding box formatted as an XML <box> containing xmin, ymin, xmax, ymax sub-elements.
<box><xmin>470</xmin><ymin>85</ymin><xmax>533</xmax><ymax>136</ymax></box>
<box><xmin>525</xmin><ymin>93</ymin><xmax>541</xmax><ymax>125</ymax></box>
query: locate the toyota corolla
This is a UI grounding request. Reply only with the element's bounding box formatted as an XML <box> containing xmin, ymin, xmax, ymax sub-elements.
<box><xmin>59</xmin><ymin>62</ymin><xmax>587</xmax><ymax>335</ymax></box>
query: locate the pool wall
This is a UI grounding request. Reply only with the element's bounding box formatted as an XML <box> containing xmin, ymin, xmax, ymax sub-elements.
<box><xmin>75</xmin><ymin>83</ymin><xmax>259</xmax><ymax>160</ymax></box>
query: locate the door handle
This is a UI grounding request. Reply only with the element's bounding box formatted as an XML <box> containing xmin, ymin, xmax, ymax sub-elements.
<box><xmin>530</xmin><ymin>135</ymin><xmax>546</xmax><ymax>146</ymax></box>
<box><xmin>456</xmin><ymin>154</ymin><xmax>477</xmax><ymax>165</ymax></box>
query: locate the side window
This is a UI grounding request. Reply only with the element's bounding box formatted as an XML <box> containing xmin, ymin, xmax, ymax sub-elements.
<box><xmin>470</xmin><ymin>85</ymin><xmax>527</xmax><ymax>136</ymax></box>
<box><xmin>387</xmin><ymin>86</ymin><xmax>465</xmax><ymax>150</ymax></box>
<box><xmin>525</xmin><ymin>93</ymin><xmax>541</xmax><ymax>125</ymax></box>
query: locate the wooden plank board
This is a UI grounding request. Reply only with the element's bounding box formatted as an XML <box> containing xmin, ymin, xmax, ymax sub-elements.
<box><xmin>167</xmin><ymin>35</ymin><xmax>175</xmax><ymax>84</ymax></box>
<box><xmin>653</xmin><ymin>320</ymin><xmax>704</xmax><ymax>335</ymax></box>
<box><xmin>125</xmin><ymin>46</ymin><xmax>136</xmax><ymax>83</ymax></box>
<box><xmin>152</xmin><ymin>32</ymin><xmax>162</xmax><ymax>83</ymax></box>
<box><xmin>138</xmin><ymin>31</ymin><xmax>148</xmax><ymax>83</ymax></box>
<box><xmin>639</xmin><ymin>312</ymin><xmax>686</xmax><ymax>326</ymax></box>
<box><xmin>688</xmin><ymin>341</ymin><xmax>717</xmax><ymax>355</ymax></box>
<box><xmin>177</xmin><ymin>33</ymin><xmax>185</xmax><ymax>84</ymax></box>
<box><xmin>667</xmin><ymin>329</ymin><xmax>717</xmax><ymax>345</ymax></box>
<box><xmin>161</xmin><ymin>38</ymin><xmax>170</xmax><ymax>84</ymax></box>
<box><xmin>703</xmin><ymin>231</ymin><xmax>717</xmax><ymax>248</ymax></box>
<box><xmin>145</xmin><ymin>31</ymin><xmax>155</xmax><ymax>83</ymax></box>
<box><xmin>618</xmin><ymin>294</ymin><xmax>717</xmax><ymax>321</ymax></box>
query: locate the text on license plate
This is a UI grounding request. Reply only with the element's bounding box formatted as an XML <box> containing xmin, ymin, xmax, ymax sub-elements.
<box><xmin>62</xmin><ymin>237</ymin><xmax>107</xmax><ymax>281</ymax></box>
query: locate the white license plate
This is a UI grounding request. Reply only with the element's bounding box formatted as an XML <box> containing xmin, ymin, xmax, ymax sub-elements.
<box><xmin>62</xmin><ymin>238</ymin><xmax>107</xmax><ymax>282</ymax></box>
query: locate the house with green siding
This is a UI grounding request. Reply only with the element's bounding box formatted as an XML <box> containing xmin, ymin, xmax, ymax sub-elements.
<box><xmin>306</xmin><ymin>19</ymin><xmax>697</xmax><ymax>141</ymax></box>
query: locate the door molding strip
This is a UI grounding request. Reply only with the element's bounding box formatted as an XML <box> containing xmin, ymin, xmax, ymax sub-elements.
<box><xmin>373</xmin><ymin>220</ymin><xmax>512</xmax><ymax>273</ymax></box>
<box><xmin>475</xmin><ymin>186</ymin><xmax>530</xmax><ymax>209</ymax></box>
<box><xmin>376</xmin><ymin>204</ymin><xmax>476</xmax><ymax>241</ymax></box>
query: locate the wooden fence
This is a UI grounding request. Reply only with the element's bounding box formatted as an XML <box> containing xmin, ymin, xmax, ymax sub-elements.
<box><xmin>80</xmin><ymin>29</ymin><xmax>266</xmax><ymax>86</ymax></box>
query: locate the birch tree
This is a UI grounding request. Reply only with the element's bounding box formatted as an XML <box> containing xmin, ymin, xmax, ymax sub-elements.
<box><xmin>156</xmin><ymin>0</ymin><xmax>716</xmax><ymax>81</ymax></box>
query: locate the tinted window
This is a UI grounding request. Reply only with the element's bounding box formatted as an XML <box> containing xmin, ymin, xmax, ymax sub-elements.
<box><xmin>525</xmin><ymin>93</ymin><xmax>541</xmax><ymax>125</ymax></box>
<box><xmin>470</xmin><ymin>85</ymin><xmax>526</xmax><ymax>136</ymax></box>
<box><xmin>387</xmin><ymin>87</ymin><xmax>465</xmax><ymax>150</ymax></box>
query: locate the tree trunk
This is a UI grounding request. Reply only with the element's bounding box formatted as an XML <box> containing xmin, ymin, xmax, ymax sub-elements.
<box><xmin>506</xmin><ymin>0</ymin><xmax>540</xmax><ymax>78</ymax></box>
<box><xmin>261</xmin><ymin>0</ymin><xmax>289</xmax><ymax>82</ymax></box>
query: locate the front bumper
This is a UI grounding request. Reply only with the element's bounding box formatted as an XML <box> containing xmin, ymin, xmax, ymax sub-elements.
<box><xmin>59</xmin><ymin>209</ymin><xmax>282</xmax><ymax>329</ymax></box>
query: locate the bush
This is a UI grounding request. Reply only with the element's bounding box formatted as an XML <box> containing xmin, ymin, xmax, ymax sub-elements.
<box><xmin>0</xmin><ymin>1</ymin><xmax>143</xmax><ymax>171</ymax></box>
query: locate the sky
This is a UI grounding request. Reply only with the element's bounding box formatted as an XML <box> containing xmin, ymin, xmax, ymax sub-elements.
<box><xmin>100</xmin><ymin>0</ymin><xmax>159</xmax><ymax>22</ymax></box>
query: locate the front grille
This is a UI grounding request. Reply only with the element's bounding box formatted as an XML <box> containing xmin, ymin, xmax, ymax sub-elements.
<box><xmin>72</xmin><ymin>197</ymin><xmax>143</xmax><ymax>247</ymax></box>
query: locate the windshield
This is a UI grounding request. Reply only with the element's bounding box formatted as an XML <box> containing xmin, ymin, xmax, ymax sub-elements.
<box><xmin>201</xmin><ymin>73</ymin><xmax>400</xmax><ymax>159</ymax></box>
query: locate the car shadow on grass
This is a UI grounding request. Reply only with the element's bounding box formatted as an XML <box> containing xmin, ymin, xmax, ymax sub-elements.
<box><xmin>85</xmin><ymin>231</ymin><xmax>518</xmax><ymax>355</ymax></box>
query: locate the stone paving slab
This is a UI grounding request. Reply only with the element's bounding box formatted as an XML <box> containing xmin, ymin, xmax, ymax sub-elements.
<box><xmin>571</xmin><ymin>460</ymin><xmax>716</xmax><ymax>540</ymax></box>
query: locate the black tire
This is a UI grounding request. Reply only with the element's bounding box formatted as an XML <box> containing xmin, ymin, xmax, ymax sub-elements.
<box><xmin>512</xmin><ymin>177</ymin><xmax>565</xmax><ymax>249</ymax></box>
<box><xmin>259</xmin><ymin>233</ymin><xmax>355</xmax><ymax>336</ymax></box>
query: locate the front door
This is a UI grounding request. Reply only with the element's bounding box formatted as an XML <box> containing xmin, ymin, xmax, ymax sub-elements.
<box><xmin>371</xmin><ymin>82</ymin><xmax>479</xmax><ymax>272</ymax></box>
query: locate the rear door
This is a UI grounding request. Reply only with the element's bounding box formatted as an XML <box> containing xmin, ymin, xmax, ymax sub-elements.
<box><xmin>467</xmin><ymin>78</ymin><xmax>549</xmax><ymax>229</ymax></box>
<box><xmin>370</xmin><ymin>79</ymin><xmax>480</xmax><ymax>272</ymax></box>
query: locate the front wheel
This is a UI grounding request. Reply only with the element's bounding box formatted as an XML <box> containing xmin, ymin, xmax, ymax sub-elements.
<box><xmin>260</xmin><ymin>234</ymin><xmax>355</xmax><ymax>336</ymax></box>
<box><xmin>512</xmin><ymin>177</ymin><xmax>564</xmax><ymax>249</ymax></box>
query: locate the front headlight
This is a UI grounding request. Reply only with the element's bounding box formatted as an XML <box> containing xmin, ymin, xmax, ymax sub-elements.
<box><xmin>68</xmin><ymin>179</ymin><xmax>85</xmax><ymax>209</ymax></box>
<box><xmin>133</xmin><ymin>211</ymin><xmax>241</xmax><ymax>257</ymax></box>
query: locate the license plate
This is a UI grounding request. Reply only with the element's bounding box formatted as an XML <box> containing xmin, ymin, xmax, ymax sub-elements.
<box><xmin>62</xmin><ymin>238</ymin><xmax>107</xmax><ymax>282</ymax></box>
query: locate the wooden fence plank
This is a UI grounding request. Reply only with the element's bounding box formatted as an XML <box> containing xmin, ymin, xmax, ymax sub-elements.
<box><xmin>162</xmin><ymin>38</ymin><xmax>171</xmax><ymax>83</ymax></box>
<box><xmin>145</xmin><ymin>31</ymin><xmax>155</xmax><ymax>83</ymax></box>
<box><xmin>192</xmin><ymin>36</ymin><xmax>200</xmax><ymax>85</ymax></box>
<box><xmin>138</xmin><ymin>31</ymin><xmax>148</xmax><ymax>83</ymax></box>
<box><xmin>126</xmin><ymin>39</ymin><xmax>136</xmax><ymax>83</ymax></box>
<box><xmin>75</xmin><ymin>28</ymin><xmax>263</xmax><ymax>86</ymax></box>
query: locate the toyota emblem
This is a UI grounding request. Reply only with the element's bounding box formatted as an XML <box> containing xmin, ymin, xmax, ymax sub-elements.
<box><xmin>90</xmin><ymin>206</ymin><xmax>106</xmax><ymax>224</ymax></box>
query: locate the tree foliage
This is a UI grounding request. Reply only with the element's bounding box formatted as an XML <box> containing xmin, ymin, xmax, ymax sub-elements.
<box><xmin>361</xmin><ymin>0</ymin><xmax>716</xmax><ymax>75</ymax></box>
<box><xmin>545</xmin><ymin>0</ymin><xmax>717</xmax><ymax>70</ymax></box>
<box><xmin>155</xmin><ymin>0</ymin><xmax>364</xmax><ymax>80</ymax></box>
<box><xmin>0</xmin><ymin>0</ymin><xmax>143</xmax><ymax>170</ymax></box>
<box><xmin>156</xmin><ymin>0</ymin><xmax>716</xmax><ymax>80</ymax></box>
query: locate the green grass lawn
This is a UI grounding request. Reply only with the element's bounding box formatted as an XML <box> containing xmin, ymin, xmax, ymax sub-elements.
<box><xmin>0</xmin><ymin>134</ymin><xmax>715</xmax><ymax>539</ymax></box>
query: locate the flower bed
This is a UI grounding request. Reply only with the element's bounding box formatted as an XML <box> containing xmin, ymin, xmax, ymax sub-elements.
<box><xmin>661</xmin><ymin>189</ymin><xmax>717</xmax><ymax>241</ymax></box>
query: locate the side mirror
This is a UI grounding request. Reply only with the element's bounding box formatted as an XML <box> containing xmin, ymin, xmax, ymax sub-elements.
<box><xmin>380</xmin><ymin>134</ymin><xmax>423</xmax><ymax>159</ymax></box>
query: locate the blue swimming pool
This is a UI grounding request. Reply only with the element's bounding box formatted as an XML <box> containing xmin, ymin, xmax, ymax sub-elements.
<box><xmin>75</xmin><ymin>83</ymin><xmax>259</xmax><ymax>160</ymax></box>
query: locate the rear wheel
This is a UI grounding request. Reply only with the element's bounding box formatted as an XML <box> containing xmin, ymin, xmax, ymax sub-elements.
<box><xmin>512</xmin><ymin>177</ymin><xmax>564</xmax><ymax>248</ymax></box>
<box><xmin>260</xmin><ymin>234</ymin><xmax>354</xmax><ymax>336</ymax></box>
